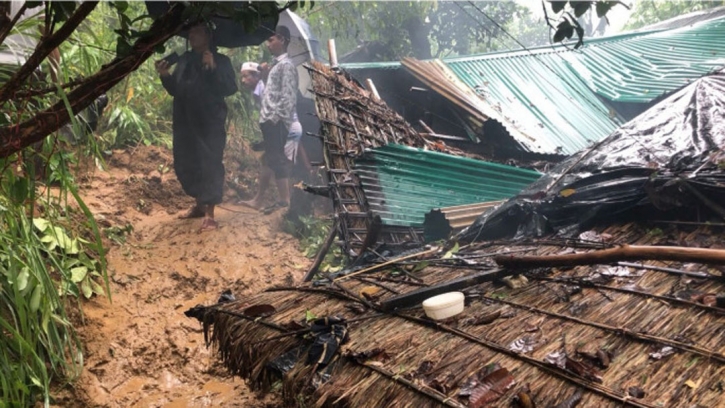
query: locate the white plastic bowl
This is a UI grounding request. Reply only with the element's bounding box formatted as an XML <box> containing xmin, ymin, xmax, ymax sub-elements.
<box><xmin>422</xmin><ymin>292</ymin><xmax>465</xmax><ymax>320</ymax></box>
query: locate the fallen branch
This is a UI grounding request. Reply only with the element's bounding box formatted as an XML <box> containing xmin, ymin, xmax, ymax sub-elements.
<box><xmin>0</xmin><ymin>3</ymin><xmax>185</xmax><ymax>158</ymax></box>
<box><xmin>494</xmin><ymin>245</ymin><xmax>725</xmax><ymax>268</ymax></box>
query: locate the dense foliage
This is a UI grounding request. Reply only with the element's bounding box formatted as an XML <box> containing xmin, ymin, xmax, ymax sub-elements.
<box><xmin>301</xmin><ymin>1</ymin><xmax>550</xmax><ymax>62</ymax></box>
<box><xmin>0</xmin><ymin>2</ymin><xmax>295</xmax><ymax>406</ymax></box>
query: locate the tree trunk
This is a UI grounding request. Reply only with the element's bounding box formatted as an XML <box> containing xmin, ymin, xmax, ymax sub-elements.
<box><xmin>0</xmin><ymin>4</ymin><xmax>185</xmax><ymax>158</ymax></box>
<box><xmin>404</xmin><ymin>15</ymin><xmax>431</xmax><ymax>60</ymax></box>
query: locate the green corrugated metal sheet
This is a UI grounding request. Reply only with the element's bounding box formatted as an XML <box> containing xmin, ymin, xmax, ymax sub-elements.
<box><xmin>567</xmin><ymin>17</ymin><xmax>725</xmax><ymax>103</ymax></box>
<box><xmin>444</xmin><ymin>50</ymin><xmax>620</xmax><ymax>155</ymax></box>
<box><xmin>340</xmin><ymin>14</ymin><xmax>725</xmax><ymax>155</ymax></box>
<box><xmin>354</xmin><ymin>144</ymin><xmax>541</xmax><ymax>227</ymax></box>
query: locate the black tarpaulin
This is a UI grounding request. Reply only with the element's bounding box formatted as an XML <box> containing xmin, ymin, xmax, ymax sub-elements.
<box><xmin>459</xmin><ymin>71</ymin><xmax>725</xmax><ymax>242</ymax></box>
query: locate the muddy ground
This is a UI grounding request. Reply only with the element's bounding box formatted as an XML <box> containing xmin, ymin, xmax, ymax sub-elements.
<box><xmin>55</xmin><ymin>145</ymin><xmax>312</xmax><ymax>407</ymax></box>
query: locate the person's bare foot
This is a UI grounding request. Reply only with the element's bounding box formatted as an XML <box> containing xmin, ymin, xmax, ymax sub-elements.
<box><xmin>237</xmin><ymin>199</ymin><xmax>263</xmax><ymax>211</ymax></box>
<box><xmin>199</xmin><ymin>217</ymin><xmax>218</xmax><ymax>232</ymax></box>
<box><xmin>178</xmin><ymin>205</ymin><xmax>206</xmax><ymax>219</ymax></box>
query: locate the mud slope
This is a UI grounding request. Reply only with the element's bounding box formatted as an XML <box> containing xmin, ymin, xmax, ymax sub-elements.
<box><xmin>61</xmin><ymin>146</ymin><xmax>310</xmax><ymax>407</ymax></box>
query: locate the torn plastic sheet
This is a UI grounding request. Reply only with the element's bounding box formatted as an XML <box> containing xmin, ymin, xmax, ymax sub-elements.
<box><xmin>307</xmin><ymin>317</ymin><xmax>349</xmax><ymax>366</ymax></box>
<box><xmin>459</xmin><ymin>72</ymin><xmax>725</xmax><ymax>242</ymax></box>
<box><xmin>267</xmin><ymin>344</ymin><xmax>307</xmax><ymax>377</ymax></box>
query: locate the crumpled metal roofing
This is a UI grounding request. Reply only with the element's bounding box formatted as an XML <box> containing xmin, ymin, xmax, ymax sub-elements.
<box><xmin>342</xmin><ymin>13</ymin><xmax>725</xmax><ymax>155</ymax></box>
<box><xmin>442</xmin><ymin>50</ymin><xmax>621</xmax><ymax>155</ymax></box>
<box><xmin>354</xmin><ymin>144</ymin><xmax>541</xmax><ymax>228</ymax></box>
<box><xmin>567</xmin><ymin>16</ymin><xmax>725</xmax><ymax>103</ymax></box>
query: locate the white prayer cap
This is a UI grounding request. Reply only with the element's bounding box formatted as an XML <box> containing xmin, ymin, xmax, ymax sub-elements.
<box><xmin>241</xmin><ymin>62</ymin><xmax>259</xmax><ymax>73</ymax></box>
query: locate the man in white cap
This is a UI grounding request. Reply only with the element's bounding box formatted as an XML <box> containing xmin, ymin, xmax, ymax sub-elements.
<box><xmin>239</xmin><ymin>51</ymin><xmax>307</xmax><ymax>213</ymax></box>
<box><xmin>240</xmin><ymin>62</ymin><xmax>265</xmax><ymax>107</ymax></box>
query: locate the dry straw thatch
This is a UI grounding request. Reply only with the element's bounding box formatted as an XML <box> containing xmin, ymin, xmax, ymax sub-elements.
<box><xmin>188</xmin><ymin>63</ymin><xmax>725</xmax><ymax>407</ymax></box>
<box><xmin>198</xmin><ymin>221</ymin><xmax>725</xmax><ymax>407</ymax></box>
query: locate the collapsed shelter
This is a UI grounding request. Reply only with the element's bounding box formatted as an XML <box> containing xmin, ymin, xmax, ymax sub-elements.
<box><xmin>186</xmin><ymin>56</ymin><xmax>725</xmax><ymax>407</ymax></box>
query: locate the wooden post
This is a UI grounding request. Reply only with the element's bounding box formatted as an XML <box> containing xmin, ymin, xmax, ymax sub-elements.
<box><xmin>328</xmin><ymin>39</ymin><xmax>338</xmax><ymax>69</ymax></box>
<box><xmin>365</xmin><ymin>78</ymin><xmax>381</xmax><ymax>102</ymax></box>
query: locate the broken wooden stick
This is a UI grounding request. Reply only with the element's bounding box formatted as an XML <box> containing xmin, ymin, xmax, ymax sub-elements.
<box><xmin>365</xmin><ymin>78</ymin><xmax>381</xmax><ymax>102</ymax></box>
<box><xmin>380</xmin><ymin>268</ymin><xmax>510</xmax><ymax>311</ymax></box>
<box><xmin>494</xmin><ymin>244</ymin><xmax>725</xmax><ymax>268</ymax></box>
<box><xmin>334</xmin><ymin>247</ymin><xmax>439</xmax><ymax>282</ymax></box>
<box><xmin>303</xmin><ymin>218</ymin><xmax>340</xmax><ymax>282</ymax></box>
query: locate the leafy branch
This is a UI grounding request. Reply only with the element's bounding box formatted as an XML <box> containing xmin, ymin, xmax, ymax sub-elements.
<box><xmin>543</xmin><ymin>0</ymin><xmax>630</xmax><ymax>49</ymax></box>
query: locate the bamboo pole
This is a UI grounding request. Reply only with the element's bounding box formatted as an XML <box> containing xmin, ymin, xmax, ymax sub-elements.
<box><xmin>328</xmin><ymin>39</ymin><xmax>338</xmax><ymax>69</ymax></box>
<box><xmin>365</xmin><ymin>78</ymin><xmax>381</xmax><ymax>102</ymax></box>
<box><xmin>495</xmin><ymin>245</ymin><xmax>725</xmax><ymax>268</ymax></box>
<box><xmin>333</xmin><ymin>247</ymin><xmax>439</xmax><ymax>282</ymax></box>
<box><xmin>618</xmin><ymin>261</ymin><xmax>713</xmax><ymax>279</ymax></box>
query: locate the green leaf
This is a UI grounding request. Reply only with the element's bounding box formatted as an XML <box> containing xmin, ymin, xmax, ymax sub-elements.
<box><xmin>553</xmin><ymin>20</ymin><xmax>573</xmax><ymax>42</ymax></box>
<box><xmin>32</xmin><ymin>218</ymin><xmax>50</xmax><ymax>231</ymax></box>
<box><xmin>91</xmin><ymin>281</ymin><xmax>105</xmax><ymax>296</ymax></box>
<box><xmin>442</xmin><ymin>242</ymin><xmax>460</xmax><ymax>259</ymax></box>
<box><xmin>29</xmin><ymin>285</ymin><xmax>42</xmax><ymax>313</ymax></box>
<box><xmin>52</xmin><ymin>227</ymin><xmax>75</xmax><ymax>253</ymax></box>
<box><xmin>550</xmin><ymin>1</ymin><xmax>568</xmax><ymax>13</ymax></box>
<box><xmin>29</xmin><ymin>375</ymin><xmax>43</xmax><ymax>388</ymax></box>
<box><xmin>305</xmin><ymin>309</ymin><xmax>316</xmax><ymax>322</ymax></box>
<box><xmin>17</xmin><ymin>268</ymin><xmax>29</xmax><ymax>292</ymax></box>
<box><xmin>114</xmin><ymin>1</ymin><xmax>129</xmax><ymax>13</ymax></box>
<box><xmin>68</xmin><ymin>238</ymin><xmax>80</xmax><ymax>255</ymax></box>
<box><xmin>70</xmin><ymin>266</ymin><xmax>88</xmax><ymax>283</ymax></box>
<box><xmin>81</xmin><ymin>279</ymin><xmax>93</xmax><ymax>299</ymax></box>
<box><xmin>572</xmin><ymin>1</ymin><xmax>591</xmax><ymax>17</ymax></box>
<box><xmin>10</xmin><ymin>177</ymin><xmax>29</xmax><ymax>204</ymax></box>
<box><xmin>116</xmin><ymin>38</ymin><xmax>133</xmax><ymax>59</ymax></box>
<box><xmin>596</xmin><ymin>1</ymin><xmax>614</xmax><ymax>17</ymax></box>
<box><xmin>412</xmin><ymin>261</ymin><xmax>429</xmax><ymax>273</ymax></box>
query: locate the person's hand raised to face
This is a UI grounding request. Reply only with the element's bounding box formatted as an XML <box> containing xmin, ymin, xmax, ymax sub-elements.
<box><xmin>155</xmin><ymin>60</ymin><xmax>170</xmax><ymax>77</ymax></box>
<box><xmin>202</xmin><ymin>51</ymin><xmax>216</xmax><ymax>71</ymax></box>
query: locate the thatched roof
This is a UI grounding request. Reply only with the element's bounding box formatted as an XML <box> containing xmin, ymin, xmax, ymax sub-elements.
<box><xmin>190</xmin><ymin>221</ymin><xmax>725</xmax><ymax>407</ymax></box>
<box><xmin>184</xmin><ymin>63</ymin><xmax>725</xmax><ymax>408</ymax></box>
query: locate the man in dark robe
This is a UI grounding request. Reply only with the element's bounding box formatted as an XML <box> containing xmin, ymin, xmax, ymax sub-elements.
<box><xmin>155</xmin><ymin>24</ymin><xmax>237</xmax><ymax>231</ymax></box>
